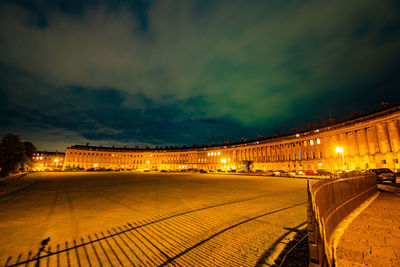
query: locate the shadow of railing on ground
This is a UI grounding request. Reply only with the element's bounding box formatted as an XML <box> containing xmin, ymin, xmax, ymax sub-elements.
<box><xmin>3</xmin><ymin>196</ymin><xmax>306</xmax><ymax>267</ymax></box>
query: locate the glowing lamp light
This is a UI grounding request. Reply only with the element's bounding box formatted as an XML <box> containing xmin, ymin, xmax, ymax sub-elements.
<box><xmin>335</xmin><ymin>147</ymin><xmax>343</xmax><ymax>153</ymax></box>
<box><xmin>94</xmin><ymin>164</ymin><xmax>98</xmax><ymax>167</ymax></box>
<box><xmin>335</xmin><ymin>147</ymin><xmax>345</xmax><ymax>166</ymax></box>
<box><xmin>146</xmin><ymin>161</ymin><xmax>150</xmax><ymax>164</ymax></box>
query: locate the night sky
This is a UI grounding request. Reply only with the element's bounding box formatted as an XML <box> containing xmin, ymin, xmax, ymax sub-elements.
<box><xmin>1</xmin><ymin>0</ymin><xmax>400</xmax><ymax>151</ymax></box>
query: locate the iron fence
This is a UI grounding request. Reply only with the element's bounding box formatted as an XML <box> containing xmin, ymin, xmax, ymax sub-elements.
<box><xmin>307</xmin><ymin>174</ymin><xmax>377</xmax><ymax>267</ymax></box>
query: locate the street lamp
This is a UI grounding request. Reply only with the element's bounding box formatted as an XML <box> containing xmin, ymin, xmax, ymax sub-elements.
<box><xmin>335</xmin><ymin>147</ymin><xmax>345</xmax><ymax>166</ymax></box>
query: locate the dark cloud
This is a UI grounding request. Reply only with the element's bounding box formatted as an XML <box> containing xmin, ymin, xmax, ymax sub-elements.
<box><xmin>0</xmin><ymin>0</ymin><xmax>399</xmax><ymax>150</ymax></box>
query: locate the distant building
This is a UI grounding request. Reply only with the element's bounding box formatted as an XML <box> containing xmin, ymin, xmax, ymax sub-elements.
<box><xmin>63</xmin><ymin>106</ymin><xmax>400</xmax><ymax>172</ymax></box>
<box><xmin>33</xmin><ymin>151</ymin><xmax>65</xmax><ymax>171</ymax></box>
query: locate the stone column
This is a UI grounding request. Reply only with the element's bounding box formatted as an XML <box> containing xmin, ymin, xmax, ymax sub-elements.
<box><xmin>357</xmin><ymin>128</ymin><xmax>369</xmax><ymax>156</ymax></box>
<box><xmin>387</xmin><ymin>120</ymin><xmax>400</xmax><ymax>152</ymax></box>
<box><xmin>376</xmin><ymin>123</ymin><xmax>391</xmax><ymax>153</ymax></box>
<box><xmin>366</xmin><ymin>126</ymin><xmax>379</xmax><ymax>154</ymax></box>
<box><xmin>346</xmin><ymin>131</ymin><xmax>357</xmax><ymax>157</ymax></box>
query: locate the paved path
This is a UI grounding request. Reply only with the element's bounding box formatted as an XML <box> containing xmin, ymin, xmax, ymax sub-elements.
<box><xmin>337</xmin><ymin>181</ymin><xmax>400</xmax><ymax>266</ymax></box>
<box><xmin>0</xmin><ymin>172</ymin><xmax>307</xmax><ymax>266</ymax></box>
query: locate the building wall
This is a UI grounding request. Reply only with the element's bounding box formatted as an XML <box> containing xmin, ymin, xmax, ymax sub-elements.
<box><xmin>63</xmin><ymin>107</ymin><xmax>400</xmax><ymax>172</ymax></box>
<box><xmin>33</xmin><ymin>152</ymin><xmax>65</xmax><ymax>171</ymax></box>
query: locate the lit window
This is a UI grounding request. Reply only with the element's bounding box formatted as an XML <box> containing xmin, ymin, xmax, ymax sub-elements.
<box><xmin>218</xmin><ymin>152</ymin><xmax>220</xmax><ymax>156</ymax></box>
<box><xmin>208</xmin><ymin>153</ymin><xmax>210</xmax><ymax>156</ymax></box>
<box><xmin>316</xmin><ymin>138</ymin><xmax>321</xmax><ymax>144</ymax></box>
<box><xmin>310</xmin><ymin>140</ymin><xmax>314</xmax><ymax>146</ymax></box>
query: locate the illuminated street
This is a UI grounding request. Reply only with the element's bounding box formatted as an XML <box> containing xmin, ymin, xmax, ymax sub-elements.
<box><xmin>0</xmin><ymin>172</ymin><xmax>306</xmax><ymax>266</ymax></box>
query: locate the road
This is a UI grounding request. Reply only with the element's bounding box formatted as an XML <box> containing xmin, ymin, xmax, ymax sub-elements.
<box><xmin>0</xmin><ymin>172</ymin><xmax>307</xmax><ymax>266</ymax></box>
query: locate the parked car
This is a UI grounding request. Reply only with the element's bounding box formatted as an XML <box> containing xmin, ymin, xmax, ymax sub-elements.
<box><xmin>160</xmin><ymin>170</ymin><xmax>167</xmax><ymax>172</ymax></box>
<box><xmin>305</xmin><ymin>170</ymin><xmax>317</xmax><ymax>175</ymax></box>
<box><xmin>274</xmin><ymin>170</ymin><xmax>286</xmax><ymax>176</ymax></box>
<box><xmin>265</xmin><ymin>170</ymin><xmax>275</xmax><ymax>176</ymax></box>
<box><xmin>287</xmin><ymin>171</ymin><xmax>296</xmax><ymax>177</ymax></box>
<box><xmin>199</xmin><ymin>169</ymin><xmax>207</xmax><ymax>173</ymax></box>
<box><xmin>296</xmin><ymin>170</ymin><xmax>305</xmax><ymax>175</ymax></box>
<box><xmin>255</xmin><ymin>170</ymin><xmax>264</xmax><ymax>174</ymax></box>
<box><xmin>366</xmin><ymin>168</ymin><xmax>396</xmax><ymax>183</ymax></box>
<box><xmin>228</xmin><ymin>169</ymin><xmax>236</xmax><ymax>173</ymax></box>
<box><xmin>316</xmin><ymin>169</ymin><xmax>332</xmax><ymax>176</ymax></box>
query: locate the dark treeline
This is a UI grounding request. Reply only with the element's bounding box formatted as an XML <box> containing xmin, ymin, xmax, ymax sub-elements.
<box><xmin>0</xmin><ymin>133</ymin><xmax>37</xmax><ymax>177</ymax></box>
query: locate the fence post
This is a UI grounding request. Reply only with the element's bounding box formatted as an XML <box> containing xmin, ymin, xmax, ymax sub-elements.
<box><xmin>308</xmin><ymin>179</ymin><xmax>323</xmax><ymax>266</ymax></box>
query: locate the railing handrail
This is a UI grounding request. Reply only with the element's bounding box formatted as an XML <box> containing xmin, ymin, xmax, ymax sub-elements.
<box><xmin>307</xmin><ymin>174</ymin><xmax>377</xmax><ymax>267</ymax></box>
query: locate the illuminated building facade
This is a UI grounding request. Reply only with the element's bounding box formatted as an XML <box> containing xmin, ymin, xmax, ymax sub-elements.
<box><xmin>33</xmin><ymin>151</ymin><xmax>65</xmax><ymax>171</ymax></box>
<box><xmin>63</xmin><ymin>106</ymin><xmax>400</xmax><ymax>172</ymax></box>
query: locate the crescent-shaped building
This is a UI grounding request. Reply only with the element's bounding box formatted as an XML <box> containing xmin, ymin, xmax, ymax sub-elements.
<box><xmin>62</xmin><ymin>106</ymin><xmax>400</xmax><ymax>172</ymax></box>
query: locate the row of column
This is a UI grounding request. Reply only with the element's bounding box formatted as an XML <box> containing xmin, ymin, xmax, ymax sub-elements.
<box><xmin>328</xmin><ymin>119</ymin><xmax>399</xmax><ymax>158</ymax></box>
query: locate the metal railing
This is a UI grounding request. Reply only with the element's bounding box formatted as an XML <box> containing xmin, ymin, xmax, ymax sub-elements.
<box><xmin>307</xmin><ymin>174</ymin><xmax>377</xmax><ymax>267</ymax></box>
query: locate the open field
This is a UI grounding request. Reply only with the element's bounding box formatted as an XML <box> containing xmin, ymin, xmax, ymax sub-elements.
<box><xmin>0</xmin><ymin>172</ymin><xmax>307</xmax><ymax>266</ymax></box>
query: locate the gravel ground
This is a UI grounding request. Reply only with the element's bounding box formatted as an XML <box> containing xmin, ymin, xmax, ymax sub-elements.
<box><xmin>0</xmin><ymin>173</ymin><xmax>32</xmax><ymax>197</ymax></box>
<box><xmin>336</xmin><ymin>182</ymin><xmax>400</xmax><ymax>266</ymax></box>
<box><xmin>0</xmin><ymin>172</ymin><xmax>307</xmax><ymax>266</ymax></box>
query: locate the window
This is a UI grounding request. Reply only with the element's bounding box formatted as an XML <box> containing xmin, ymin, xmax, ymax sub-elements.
<box><xmin>316</xmin><ymin>138</ymin><xmax>321</xmax><ymax>144</ymax></box>
<box><xmin>310</xmin><ymin>140</ymin><xmax>314</xmax><ymax>146</ymax></box>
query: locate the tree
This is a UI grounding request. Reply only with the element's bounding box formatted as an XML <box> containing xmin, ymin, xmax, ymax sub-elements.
<box><xmin>22</xmin><ymin>141</ymin><xmax>36</xmax><ymax>171</ymax></box>
<box><xmin>0</xmin><ymin>134</ymin><xmax>36</xmax><ymax>176</ymax></box>
<box><xmin>237</xmin><ymin>160</ymin><xmax>252</xmax><ymax>171</ymax></box>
